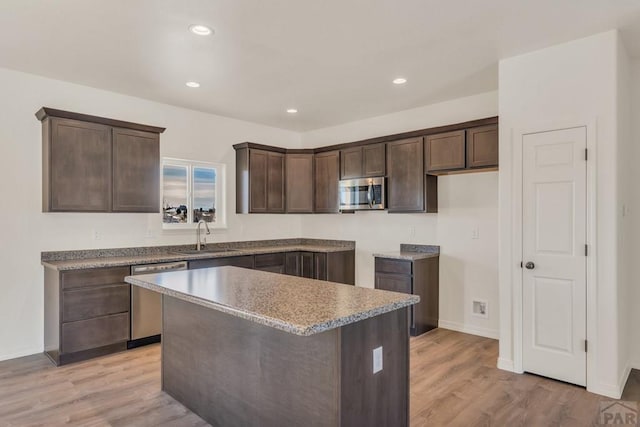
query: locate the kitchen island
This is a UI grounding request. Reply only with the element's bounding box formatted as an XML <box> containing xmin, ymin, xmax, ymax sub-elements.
<box><xmin>125</xmin><ymin>266</ymin><xmax>418</xmax><ymax>427</ymax></box>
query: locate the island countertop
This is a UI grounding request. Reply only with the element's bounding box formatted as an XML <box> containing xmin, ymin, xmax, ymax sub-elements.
<box><xmin>125</xmin><ymin>266</ymin><xmax>419</xmax><ymax>336</ymax></box>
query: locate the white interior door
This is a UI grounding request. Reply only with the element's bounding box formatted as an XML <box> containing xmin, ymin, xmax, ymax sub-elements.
<box><xmin>522</xmin><ymin>127</ymin><xmax>587</xmax><ymax>386</ymax></box>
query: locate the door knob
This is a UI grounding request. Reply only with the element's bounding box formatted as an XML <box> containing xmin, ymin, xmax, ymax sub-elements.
<box><xmin>525</xmin><ymin>262</ymin><xmax>535</xmax><ymax>270</ymax></box>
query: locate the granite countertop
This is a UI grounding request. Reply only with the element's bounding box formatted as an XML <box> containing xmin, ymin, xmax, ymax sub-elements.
<box><xmin>125</xmin><ymin>266</ymin><xmax>419</xmax><ymax>336</ymax></box>
<box><xmin>373</xmin><ymin>243</ymin><xmax>440</xmax><ymax>261</ymax></box>
<box><xmin>41</xmin><ymin>238</ymin><xmax>355</xmax><ymax>271</ymax></box>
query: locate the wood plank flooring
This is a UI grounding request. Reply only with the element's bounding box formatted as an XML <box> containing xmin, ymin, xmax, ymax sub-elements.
<box><xmin>0</xmin><ymin>329</ymin><xmax>637</xmax><ymax>426</ymax></box>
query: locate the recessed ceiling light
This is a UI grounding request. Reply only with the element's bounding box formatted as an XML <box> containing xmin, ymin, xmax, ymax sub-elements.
<box><xmin>186</xmin><ymin>81</ymin><xmax>200</xmax><ymax>88</ymax></box>
<box><xmin>286</xmin><ymin>108</ymin><xmax>298</xmax><ymax>114</ymax></box>
<box><xmin>393</xmin><ymin>77</ymin><xmax>407</xmax><ymax>85</ymax></box>
<box><xmin>189</xmin><ymin>24</ymin><xmax>213</xmax><ymax>36</ymax></box>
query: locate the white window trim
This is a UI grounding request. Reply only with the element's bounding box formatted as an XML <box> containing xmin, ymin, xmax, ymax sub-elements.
<box><xmin>161</xmin><ymin>157</ymin><xmax>227</xmax><ymax>230</ymax></box>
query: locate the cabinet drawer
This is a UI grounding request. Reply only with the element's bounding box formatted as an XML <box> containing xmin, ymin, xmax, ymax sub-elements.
<box><xmin>375</xmin><ymin>273</ymin><xmax>412</xmax><ymax>294</ymax></box>
<box><xmin>61</xmin><ymin>312</ymin><xmax>129</xmax><ymax>354</ymax></box>
<box><xmin>254</xmin><ymin>253</ymin><xmax>286</xmax><ymax>268</ymax></box>
<box><xmin>62</xmin><ymin>284</ymin><xmax>129</xmax><ymax>322</ymax></box>
<box><xmin>61</xmin><ymin>266</ymin><xmax>129</xmax><ymax>290</ymax></box>
<box><xmin>375</xmin><ymin>258</ymin><xmax>412</xmax><ymax>275</ymax></box>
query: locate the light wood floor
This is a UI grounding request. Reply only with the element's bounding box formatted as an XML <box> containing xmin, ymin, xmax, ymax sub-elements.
<box><xmin>0</xmin><ymin>329</ymin><xmax>637</xmax><ymax>426</ymax></box>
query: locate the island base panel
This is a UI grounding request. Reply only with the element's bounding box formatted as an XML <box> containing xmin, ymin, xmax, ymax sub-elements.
<box><xmin>161</xmin><ymin>296</ymin><xmax>409</xmax><ymax>427</ymax></box>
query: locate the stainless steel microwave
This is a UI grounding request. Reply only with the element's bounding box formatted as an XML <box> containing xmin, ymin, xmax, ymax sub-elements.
<box><xmin>339</xmin><ymin>177</ymin><xmax>385</xmax><ymax>211</ymax></box>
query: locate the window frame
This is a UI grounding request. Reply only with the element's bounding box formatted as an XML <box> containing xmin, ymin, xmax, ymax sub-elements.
<box><xmin>161</xmin><ymin>157</ymin><xmax>227</xmax><ymax>230</ymax></box>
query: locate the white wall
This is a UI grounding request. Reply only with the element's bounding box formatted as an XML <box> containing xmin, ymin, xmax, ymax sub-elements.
<box><xmin>498</xmin><ymin>30</ymin><xmax>628</xmax><ymax>397</ymax></box>
<box><xmin>616</xmin><ymin>37</ymin><xmax>633</xmax><ymax>386</ymax></box>
<box><xmin>631</xmin><ymin>60</ymin><xmax>640</xmax><ymax>370</ymax></box>
<box><xmin>300</xmin><ymin>92</ymin><xmax>500</xmax><ymax>338</ymax></box>
<box><xmin>0</xmin><ymin>67</ymin><xmax>304</xmax><ymax>361</ymax></box>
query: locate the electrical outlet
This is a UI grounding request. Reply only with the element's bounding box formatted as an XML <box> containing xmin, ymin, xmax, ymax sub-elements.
<box><xmin>408</xmin><ymin>226</ymin><xmax>416</xmax><ymax>237</ymax></box>
<box><xmin>373</xmin><ymin>346</ymin><xmax>383</xmax><ymax>374</ymax></box>
<box><xmin>92</xmin><ymin>230</ymin><xmax>101</xmax><ymax>241</ymax></box>
<box><xmin>146</xmin><ymin>228</ymin><xmax>156</xmax><ymax>239</ymax></box>
<box><xmin>471</xmin><ymin>225</ymin><xmax>480</xmax><ymax>239</ymax></box>
<box><xmin>472</xmin><ymin>300</ymin><xmax>488</xmax><ymax>318</ymax></box>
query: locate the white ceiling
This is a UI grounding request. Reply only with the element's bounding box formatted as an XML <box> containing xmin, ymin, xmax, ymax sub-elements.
<box><xmin>1</xmin><ymin>1</ymin><xmax>640</xmax><ymax>131</ymax></box>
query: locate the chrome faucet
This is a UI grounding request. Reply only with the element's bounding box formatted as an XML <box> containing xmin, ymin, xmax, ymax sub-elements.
<box><xmin>196</xmin><ymin>220</ymin><xmax>211</xmax><ymax>251</ymax></box>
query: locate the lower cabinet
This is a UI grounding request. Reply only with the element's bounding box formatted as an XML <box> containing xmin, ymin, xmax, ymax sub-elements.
<box><xmin>374</xmin><ymin>256</ymin><xmax>439</xmax><ymax>336</ymax></box>
<box><xmin>284</xmin><ymin>250</ymin><xmax>355</xmax><ymax>285</ymax></box>
<box><xmin>254</xmin><ymin>253</ymin><xmax>286</xmax><ymax>274</ymax></box>
<box><xmin>44</xmin><ymin>266</ymin><xmax>131</xmax><ymax>366</ymax></box>
<box><xmin>189</xmin><ymin>255</ymin><xmax>255</xmax><ymax>270</ymax></box>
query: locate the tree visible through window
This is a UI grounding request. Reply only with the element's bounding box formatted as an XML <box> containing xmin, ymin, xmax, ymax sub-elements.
<box><xmin>162</xmin><ymin>159</ymin><xmax>226</xmax><ymax>228</ymax></box>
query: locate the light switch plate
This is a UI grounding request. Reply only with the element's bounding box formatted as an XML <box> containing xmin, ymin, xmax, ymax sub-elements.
<box><xmin>373</xmin><ymin>346</ymin><xmax>383</xmax><ymax>374</ymax></box>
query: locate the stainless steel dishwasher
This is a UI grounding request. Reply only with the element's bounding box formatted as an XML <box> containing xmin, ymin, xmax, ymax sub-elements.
<box><xmin>128</xmin><ymin>261</ymin><xmax>188</xmax><ymax>349</ymax></box>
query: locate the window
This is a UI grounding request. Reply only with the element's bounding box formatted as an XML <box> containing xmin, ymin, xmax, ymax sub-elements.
<box><xmin>161</xmin><ymin>158</ymin><xmax>226</xmax><ymax>229</ymax></box>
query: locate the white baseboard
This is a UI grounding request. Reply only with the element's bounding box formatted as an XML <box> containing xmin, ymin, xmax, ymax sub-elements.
<box><xmin>587</xmin><ymin>363</ymin><xmax>632</xmax><ymax>399</ymax></box>
<box><xmin>0</xmin><ymin>346</ymin><xmax>42</xmax><ymax>362</ymax></box>
<box><xmin>497</xmin><ymin>357</ymin><xmax>516</xmax><ymax>372</ymax></box>
<box><xmin>438</xmin><ymin>319</ymin><xmax>499</xmax><ymax>340</ymax></box>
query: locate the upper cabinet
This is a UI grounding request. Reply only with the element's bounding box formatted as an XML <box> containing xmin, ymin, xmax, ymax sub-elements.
<box><xmin>314</xmin><ymin>151</ymin><xmax>340</xmax><ymax>213</ymax></box>
<box><xmin>467</xmin><ymin>125</ymin><xmax>498</xmax><ymax>169</ymax></box>
<box><xmin>235</xmin><ymin>145</ymin><xmax>286</xmax><ymax>213</ymax></box>
<box><xmin>37</xmin><ymin>107</ymin><xmax>164</xmax><ymax>213</ymax></box>
<box><xmin>340</xmin><ymin>143</ymin><xmax>385</xmax><ymax>179</ymax></box>
<box><xmin>112</xmin><ymin>128</ymin><xmax>160</xmax><ymax>212</ymax></box>
<box><xmin>425</xmin><ymin>130</ymin><xmax>466</xmax><ymax>172</ymax></box>
<box><xmin>387</xmin><ymin>137</ymin><xmax>437</xmax><ymax>213</ymax></box>
<box><xmin>286</xmin><ymin>153</ymin><xmax>314</xmax><ymax>213</ymax></box>
<box><xmin>425</xmin><ymin>124</ymin><xmax>498</xmax><ymax>174</ymax></box>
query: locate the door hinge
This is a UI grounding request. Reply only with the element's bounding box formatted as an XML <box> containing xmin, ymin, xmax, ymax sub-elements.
<box><xmin>584</xmin><ymin>340</ymin><xmax>588</xmax><ymax>352</ymax></box>
<box><xmin>585</xmin><ymin>244</ymin><xmax>588</xmax><ymax>256</ymax></box>
<box><xmin>585</xmin><ymin>148</ymin><xmax>588</xmax><ymax>161</ymax></box>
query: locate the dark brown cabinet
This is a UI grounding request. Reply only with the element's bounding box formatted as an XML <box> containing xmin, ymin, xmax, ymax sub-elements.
<box><xmin>467</xmin><ymin>124</ymin><xmax>498</xmax><ymax>169</ymax></box>
<box><xmin>44</xmin><ymin>118</ymin><xmax>112</xmax><ymax>212</ymax></box>
<box><xmin>236</xmin><ymin>145</ymin><xmax>286</xmax><ymax>213</ymax></box>
<box><xmin>340</xmin><ymin>143</ymin><xmax>385</xmax><ymax>179</ymax></box>
<box><xmin>425</xmin><ymin>130</ymin><xmax>466</xmax><ymax>172</ymax></box>
<box><xmin>44</xmin><ymin>266</ymin><xmax>131</xmax><ymax>366</ymax></box>
<box><xmin>314</xmin><ymin>151</ymin><xmax>340</xmax><ymax>213</ymax></box>
<box><xmin>387</xmin><ymin>137</ymin><xmax>437</xmax><ymax>213</ymax></box>
<box><xmin>254</xmin><ymin>253</ymin><xmax>286</xmax><ymax>274</ymax></box>
<box><xmin>189</xmin><ymin>256</ymin><xmax>255</xmax><ymax>270</ymax></box>
<box><xmin>425</xmin><ymin>124</ymin><xmax>498</xmax><ymax>174</ymax></box>
<box><xmin>285</xmin><ymin>252</ymin><xmax>315</xmax><ymax>278</ymax></box>
<box><xmin>112</xmin><ymin>128</ymin><xmax>160</xmax><ymax>212</ymax></box>
<box><xmin>285</xmin><ymin>250</ymin><xmax>355</xmax><ymax>284</ymax></box>
<box><xmin>37</xmin><ymin>108</ymin><xmax>164</xmax><ymax>213</ymax></box>
<box><xmin>286</xmin><ymin>153</ymin><xmax>314</xmax><ymax>213</ymax></box>
<box><xmin>375</xmin><ymin>256</ymin><xmax>439</xmax><ymax>336</ymax></box>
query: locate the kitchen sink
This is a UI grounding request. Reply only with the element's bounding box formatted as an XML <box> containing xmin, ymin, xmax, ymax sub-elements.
<box><xmin>172</xmin><ymin>248</ymin><xmax>240</xmax><ymax>255</ymax></box>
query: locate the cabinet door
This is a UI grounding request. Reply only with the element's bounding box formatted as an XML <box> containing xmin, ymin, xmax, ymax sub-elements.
<box><xmin>285</xmin><ymin>252</ymin><xmax>301</xmax><ymax>276</ymax></box>
<box><xmin>425</xmin><ymin>130</ymin><xmax>466</xmax><ymax>172</ymax></box>
<box><xmin>314</xmin><ymin>253</ymin><xmax>327</xmax><ymax>281</ymax></box>
<box><xmin>267</xmin><ymin>152</ymin><xmax>285</xmax><ymax>212</ymax></box>
<box><xmin>387</xmin><ymin>137</ymin><xmax>425</xmax><ymax>212</ymax></box>
<box><xmin>340</xmin><ymin>146</ymin><xmax>363</xmax><ymax>179</ymax></box>
<box><xmin>314</xmin><ymin>151</ymin><xmax>340</xmax><ymax>213</ymax></box>
<box><xmin>467</xmin><ymin>125</ymin><xmax>498</xmax><ymax>168</ymax></box>
<box><xmin>47</xmin><ymin>118</ymin><xmax>111</xmax><ymax>212</ymax></box>
<box><xmin>362</xmin><ymin>143</ymin><xmax>386</xmax><ymax>177</ymax></box>
<box><xmin>286</xmin><ymin>154</ymin><xmax>314</xmax><ymax>213</ymax></box>
<box><xmin>112</xmin><ymin>128</ymin><xmax>160</xmax><ymax>212</ymax></box>
<box><xmin>249</xmin><ymin>150</ymin><xmax>268</xmax><ymax>212</ymax></box>
<box><xmin>300</xmin><ymin>252</ymin><xmax>314</xmax><ymax>278</ymax></box>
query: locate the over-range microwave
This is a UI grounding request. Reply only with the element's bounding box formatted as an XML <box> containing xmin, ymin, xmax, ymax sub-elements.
<box><xmin>339</xmin><ymin>177</ymin><xmax>385</xmax><ymax>211</ymax></box>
